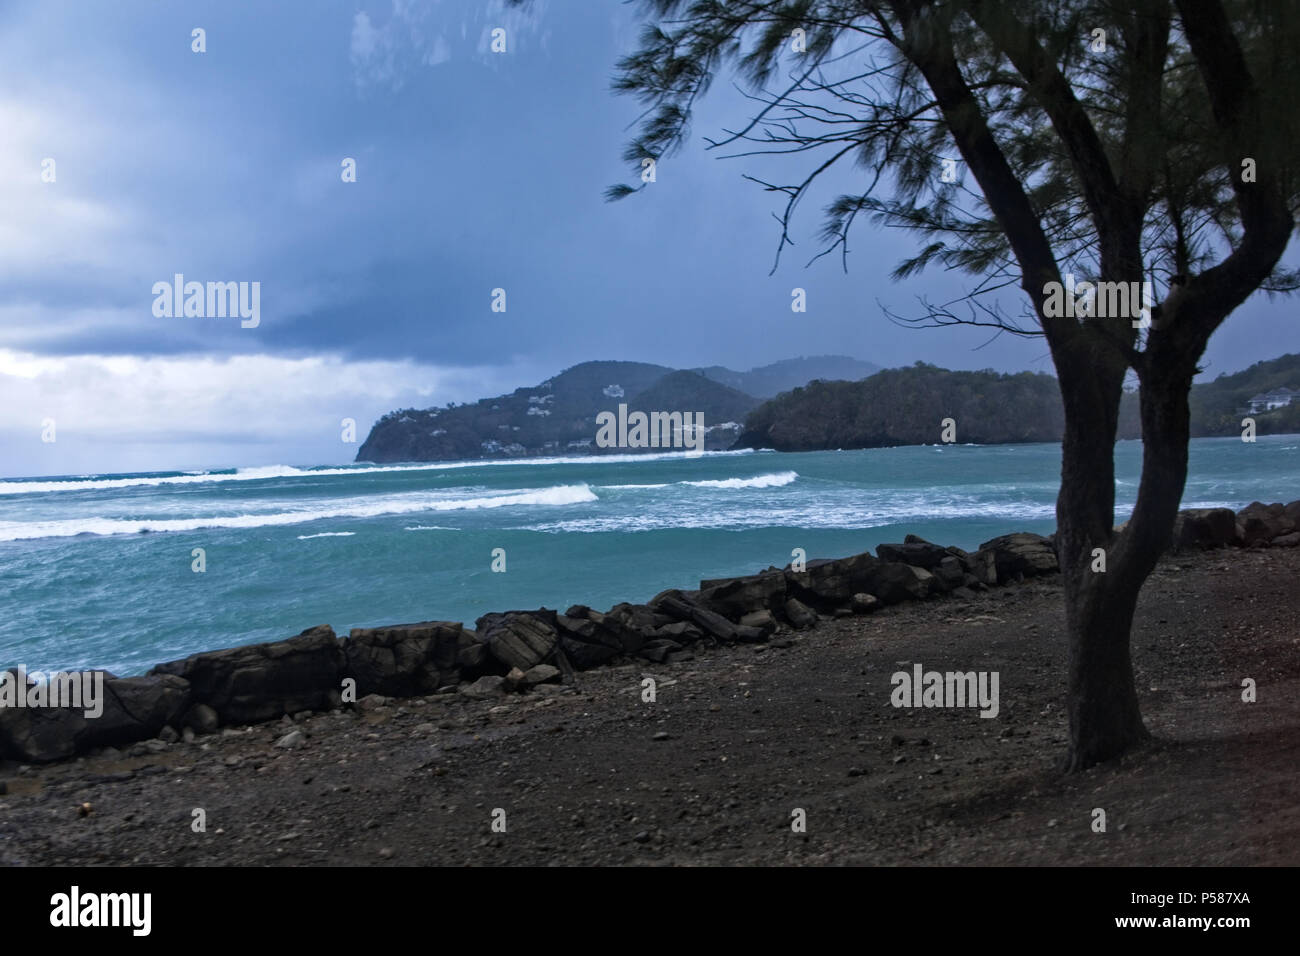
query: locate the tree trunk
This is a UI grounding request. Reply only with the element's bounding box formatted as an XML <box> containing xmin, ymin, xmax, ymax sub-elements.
<box><xmin>1054</xmin><ymin>332</ymin><xmax>1150</xmax><ymax>770</ymax></box>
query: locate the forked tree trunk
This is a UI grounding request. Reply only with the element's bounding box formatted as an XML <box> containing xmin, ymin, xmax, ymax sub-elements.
<box><xmin>1054</xmin><ymin>335</ymin><xmax>1152</xmax><ymax>770</ymax></box>
<box><xmin>1056</xmin><ymin>338</ymin><xmax>1199</xmax><ymax>770</ymax></box>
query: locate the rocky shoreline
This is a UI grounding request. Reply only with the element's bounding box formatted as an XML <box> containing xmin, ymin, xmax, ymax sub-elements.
<box><xmin>3</xmin><ymin>500</ymin><xmax>1297</xmax><ymax>766</ymax></box>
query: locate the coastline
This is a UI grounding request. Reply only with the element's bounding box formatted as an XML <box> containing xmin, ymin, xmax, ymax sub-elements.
<box><xmin>2</xmin><ymin>499</ymin><xmax>1296</xmax><ymax>768</ymax></box>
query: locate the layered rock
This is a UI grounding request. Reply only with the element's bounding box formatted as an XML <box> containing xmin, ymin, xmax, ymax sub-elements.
<box><xmin>148</xmin><ymin>624</ymin><xmax>343</xmax><ymax>726</ymax></box>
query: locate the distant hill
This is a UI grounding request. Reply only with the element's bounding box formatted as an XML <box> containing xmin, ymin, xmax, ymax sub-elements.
<box><xmin>735</xmin><ymin>362</ymin><xmax>1066</xmax><ymax>449</ymax></box>
<box><xmin>695</xmin><ymin>355</ymin><xmax>880</xmax><ymax>399</ymax></box>
<box><xmin>357</xmin><ymin>359</ymin><xmax>776</xmax><ymax>462</ymax></box>
<box><xmin>1188</xmin><ymin>353</ymin><xmax>1300</xmax><ymax>435</ymax></box>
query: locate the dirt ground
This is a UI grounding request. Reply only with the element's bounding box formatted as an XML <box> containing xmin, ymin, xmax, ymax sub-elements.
<box><xmin>2</xmin><ymin>545</ymin><xmax>1297</xmax><ymax>866</ymax></box>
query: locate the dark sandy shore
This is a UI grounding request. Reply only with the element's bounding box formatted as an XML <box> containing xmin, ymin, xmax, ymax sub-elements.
<box><xmin>1</xmin><ymin>545</ymin><xmax>1296</xmax><ymax>866</ymax></box>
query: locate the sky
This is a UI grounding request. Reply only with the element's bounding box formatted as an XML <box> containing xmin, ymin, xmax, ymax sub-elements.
<box><xmin>2</xmin><ymin>0</ymin><xmax>1296</xmax><ymax>477</ymax></box>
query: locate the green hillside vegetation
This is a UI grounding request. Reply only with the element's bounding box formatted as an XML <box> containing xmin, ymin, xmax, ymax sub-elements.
<box><xmin>1187</xmin><ymin>353</ymin><xmax>1300</xmax><ymax>435</ymax></box>
<box><xmin>735</xmin><ymin>362</ymin><xmax>1065</xmax><ymax>450</ymax></box>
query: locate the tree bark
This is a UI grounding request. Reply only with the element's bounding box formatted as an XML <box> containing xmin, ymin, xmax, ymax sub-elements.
<box><xmin>1056</xmin><ymin>332</ymin><xmax>1150</xmax><ymax>770</ymax></box>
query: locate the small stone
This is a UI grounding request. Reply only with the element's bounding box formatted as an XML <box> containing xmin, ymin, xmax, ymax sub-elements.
<box><xmin>181</xmin><ymin>727</ymin><xmax>196</xmax><ymax>744</ymax></box>
<box><xmin>460</xmin><ymin>675</ymin><xmax>506</xmax><ymax>699</ymax></box>
<box><xmin>522</xmin><ymin>664</ymin><xmax>561</xmax><ymax>686</ymax></box>
<box><xmin>633</xmin><ymin>830</ymin><xmax>651</xmax><ymax>844</ymax></box>
<box><xmin>652</xmin><ymin>731</ymin><xmax>671</xmax><ymax>741</ymax></box>
<box><xmin>1047</xmin><ymin>818</ymin><xmax>1058</xmax><ymax>828</ymax></box>
<box><xmin>158</xmin><ymin>725</ymin><xmax>180</xmax><ymax>744</ymax></box>
<box><xmin>275</xmin><ymin>730</ymin><xmax>306</xmax><ymax>750</ymax></box>
<box><xmin>378</xmin><ymin>847</ymin><xmax>394</xmax><ymax>859</ymax></box>
<box><xmin>851</xmin><ymin>592</ymin><xmax>881</xmax><ymax>614</ymax></box>
<box><xmin>847</xmin><ymin>767</ymin><xmax>866</xmax><ymax>777</ymax></box>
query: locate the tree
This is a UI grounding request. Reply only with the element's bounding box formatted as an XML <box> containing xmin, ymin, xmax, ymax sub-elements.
<box><xmin>610</xmin><ymin>0</ymin><xmax>1298</xmax><ymax>769</ymax></box>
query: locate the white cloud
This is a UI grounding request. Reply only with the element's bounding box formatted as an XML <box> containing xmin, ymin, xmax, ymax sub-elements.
<box><xmin>0</xmin><ymin>349</ymin><xmax>541</xmax><ymax>477</ymax></box>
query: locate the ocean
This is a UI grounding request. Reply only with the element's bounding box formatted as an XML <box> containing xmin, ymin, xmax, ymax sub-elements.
<box><xmin>1</xmin><ymin>435</ymin><xmax>1296</xmax><ymax>677</ymax></box>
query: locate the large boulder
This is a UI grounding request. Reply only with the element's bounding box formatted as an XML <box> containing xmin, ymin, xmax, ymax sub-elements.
<box><xmin>697</xmin><ymin>572</ymin><xmax>787</xmax><ymax>620</ymax></box>
<box><xmin>1</xmin><ymin>671</ymin><xmax>191</xmax><ymax>763</ymax></box>
<box><xmin>932</xmin><ymin>555</ymin><xmax>966</xmax><ymax>592</ymax></box>
<box><xmin>554</xmin><ymin>612</ymin><xmax>626</xmax><ymax>669</ymax></box>
<box><xmin>875</xmin><ymin>536</ymin><xmax>951</xmax><ymax>569</ymax></box>
<box><xmin>975</xmin><ymin>533</ymin><xmax>1058</xmax><ymax>582</ymax></box>
<box><xmin>1236</xmin><ymin>502</ymin><xmax>1291</xmax><ymax>546</ymax></box>
<box><xmin>475</xmin><ymin>610</ymin><xmax>559</xmax><ymax>672</ymax></box>
<box><xmin>148</xmin><ymin>625</ymin><xmax>342</xmax><ymax>726</ymax></box>
<box><xmin>654</xmin><ymin>591</ymin><xmax>741</xmax><ymax>642</ymax></box>
<box><xmin>784</xmin><ymin>552</ymin><xmax>881</xmax><ymax>608</ymax></box>
<box><xmin>342</xmin><ymin>621</ymin><xmax>467</xmax><ymax>697</ymax></box>
<box><xmin>1170</xmin><ymin>508</ymin><xmax>1237</xmax><ymax>551</ymax></box>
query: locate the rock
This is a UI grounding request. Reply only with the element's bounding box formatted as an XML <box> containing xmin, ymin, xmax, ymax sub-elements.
<box><xmin>875</xmin><ymin>538</ymin><xmax>950</xmax><ymax>569</ymax></box>
<box><xmin>850</xmin><ymin>593</ymin><xmax>880</xmax><ymax>614</ymax></box>
<box><xmin>181</xmin><ymin>726</ymin><xmax>196</xmax><ymax>744</ymax></box>
<box><xmin>1170</xmin><ymin>508</ymin><xmax>1238</xmax><ymax>551</ymax></box>
<box><xmin>971</xmin><ymin>549</ymin><xmax>998</xmax><ymax>586</ymax></box>
<box><xmin>651</xmin><ymin>621</ymin><xmax>704</xmax><ymax>644</ymax></box>
<box><xmin>738</xmin><ymin>609</ymin><xmax>778</xmax><ymax>637</ymax></box>
<box><xmin>554</xmin><ymin>614</ymin><xmax>624</xmax><ymax>669</ymax></box>
<box><xmin>342</xmin><ymin>621</ymin><xmax>465</xmax><ymax>697</ymax></box>
<box><xmin>860</xmin><ymin>561</ymin><xmax>928</xmax><ymax>604</ymax></box>
<box><xmin>784</xmin><ymin>597</ymin><xmax>818</xmax><ymax>630</ymax></box>
<box><xmin>183</xmin><ymin>702</ymin><xmax>218</xmax><ymax>733</ymax></box>
<box><xmin>1237</xmin><ymin>502</ymin><xmax>1289</xmax><ymax>545</ymax></box>
<box><xmin>158</xmin><ymin>725</ymin><xmax>179</xmax><ymax>744</ymax></box>
<box><xmin>455</xmin><ymin>630</ymin><xmax>492</xmax><ymax>677</ymax></box>
<box><xmin>148</xmin><ymin>625</ymin><xmax>343</xmax><ymax>726</ymax></box>
<box><xmin>932</xmin><ymin>555</ymin><xmax>965</xmax><ymax>591</ymax></box>
<box><xmin>697</xmin><ymin>572</ymin><xmax>787</xmax><ymax>620</ymax></box>
<box><xmin>655</xmin><ymin>593</ymin><xmax>740</xmax><ymax>642</ymax></box>
<box><xmin>275</xmin><ymin>730</ymin><xmax>306</xmax><ymax>749</ymax></box>
<box><xmin>521</xmin><ymin>664</ymin><xmax>561</xmax><ymax>686</ymax></box>
<box><xmin>637</xmin><ymin>639</ymin><xmax>682</xmax><ymax>663</ymax></box>
<box><xmin>732</xmin><ymin>624</ymin><xmax>769</xmax><ymax>643</ymax></box>
<box><xmin>975</xmin><ymin>533</ymin><xmax>1058</xmax><ymax>581</ymax></box>
<box><xmin>460</xmin><ymin>675</ymin><xmax>506</xmax><ymax>699</ymax></box>
<box><xmin>785</xmin><ymin>552</ymin><xmax>881</xmax><ymax>607</ymax></box>
<box><xmin>476</xmin><ymin>611</ymin><xmax>558</xmax><ymax>671</ymax></box>
<box><xmin>1272</xmin><ymin>531</ymin><xmax>1300</xmax><ymax>547</ymax></box>
<box><xmin>503</xmin><ymin>667</ymin><xmax>528</xmax><ymax>692</ymax></box>
<box><xmin>0</xmin><ymin>671</ymin><xmax>192</xmax><ymax>764</ymax></box>
<box><xmin>906</xmin><ymin>565</ymin><xmax>936</xmax><ymax>597</ymax></box>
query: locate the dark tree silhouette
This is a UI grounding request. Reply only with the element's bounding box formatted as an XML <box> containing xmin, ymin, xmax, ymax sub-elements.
<box><xmin>609</xmin><ymin>0</ymin><xmax>1298</xmax><ymax>768</ymax></box>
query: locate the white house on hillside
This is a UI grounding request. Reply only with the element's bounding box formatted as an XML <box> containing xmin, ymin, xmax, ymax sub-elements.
<box><xmin>1245</xmin><ymin>387</ymin><xmax>1297</xmax><ymax>414</ymax></box>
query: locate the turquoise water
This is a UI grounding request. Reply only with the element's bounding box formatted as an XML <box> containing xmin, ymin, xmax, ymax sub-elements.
<box><xmin>1</xmin><ymin>436</ymin><xmax>1296</xmax><ymax>676</ymax></box>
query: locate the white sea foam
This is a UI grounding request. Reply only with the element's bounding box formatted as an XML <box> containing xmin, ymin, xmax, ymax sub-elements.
<box><xmin>682</xmin><ymin>471</ymin><xmax>798</xmax><ymax>490</ymax></box>
<box><xmin>0</xmin><ymin>485</ymin><xmax>597</xmax><ymax>541</ymax></box>
<box><xmin>0</xmin><ymin>450</ymin><xmax>760</xmax><ymax>497</ymax></box>
<box><xmin>296</xmin><ymin>532</ymin><xmax>357</xmax><ymax>539</ymax></box>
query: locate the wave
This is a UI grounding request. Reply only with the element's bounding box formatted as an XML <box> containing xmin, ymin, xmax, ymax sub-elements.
<box><xmin>0</xmin><ymin>450</ymin><xmax>761</xmax><ymax>497</ymax></box>
<box><xmin>682</xmin><ymin>471</ymin><xmax>798</xmax><ymax>490</ymax></box>
<box><xmin>403</xmin><ymin>525</ymin><xmax>459</xmax><ymax>532</ymax></box>
<box><xmin>296</xmin><ymin>532</ymin><xmax>356</xmax><ymax>539</ymax></box>
<box><xmin>0</xmin><ymin>484</ymin><xmax>597</xmax><ymax>541</ymax></box>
